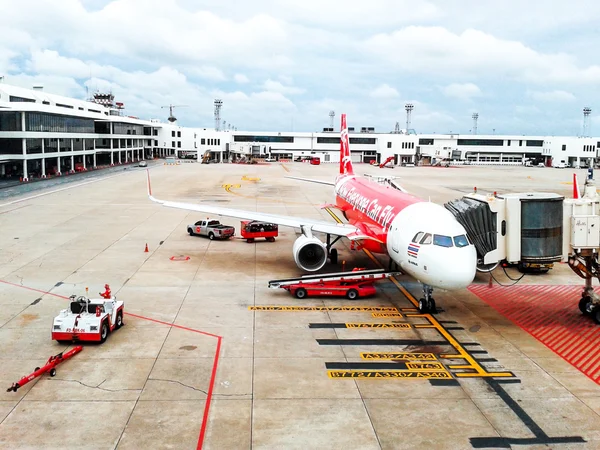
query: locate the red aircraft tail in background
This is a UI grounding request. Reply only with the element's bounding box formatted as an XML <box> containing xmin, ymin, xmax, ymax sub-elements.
<box><xmin>573</xmin><ymin>173</ymin><xmax>580</xmax><ymax>199</ymax></box>
<box><xmin>339</xmin><ymin>113</ymin><xmax>354</xmax><ymax>176</ymax></box>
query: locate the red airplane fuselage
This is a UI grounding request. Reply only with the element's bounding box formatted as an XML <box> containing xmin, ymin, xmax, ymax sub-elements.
<box><xmin>334</xmin><ymin>174</ymin><xmax>423</xmax><ymax>253</ymax></box>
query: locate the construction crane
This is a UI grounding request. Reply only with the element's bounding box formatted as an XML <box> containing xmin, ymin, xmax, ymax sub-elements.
<box><xmin>161</xmin><ymin>104</ymin><xmax>188</xmax><ymax>123</ymax></box>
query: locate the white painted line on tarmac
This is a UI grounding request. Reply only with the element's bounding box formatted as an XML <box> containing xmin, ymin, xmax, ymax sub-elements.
<box><xmin>0</xmin><ymin>170</ymin><xmax>136</xmax><ymax>208</ymax></box>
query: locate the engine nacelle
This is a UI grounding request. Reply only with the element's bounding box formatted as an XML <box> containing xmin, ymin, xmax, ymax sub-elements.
<box><xmin>293</xmin><ymin>235</ymin><xmax>327</xmax><ymax>272</ymax></box>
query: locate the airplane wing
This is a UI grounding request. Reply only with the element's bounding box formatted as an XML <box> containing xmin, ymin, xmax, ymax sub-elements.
<box><xmin>147</xmin><ymin>171</ymin><xmax>375</xmax><ymax>240</ymax></box>
<box><xmin>285</xmin><ymin>176</ymin><xmax>335</xmax><ymax>186</ymax></box>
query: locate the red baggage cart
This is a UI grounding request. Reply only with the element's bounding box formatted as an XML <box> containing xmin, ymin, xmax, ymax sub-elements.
<box><xmin>241</xmin><ymin>220</ymin><xmax>278</xmax><ymax>243</ymax></box>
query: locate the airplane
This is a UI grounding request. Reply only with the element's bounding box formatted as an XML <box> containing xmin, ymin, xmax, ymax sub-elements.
<box><xmin>147</xmin><ymin>113</ymin><xmax>477</xmax><ymax>313</ymax></box>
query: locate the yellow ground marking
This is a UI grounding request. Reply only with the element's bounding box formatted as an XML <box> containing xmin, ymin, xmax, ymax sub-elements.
<box><xmin>405</xmin><ymin>362</ymin><xmax>446</xmax><ymax>371</ymax></box>
<box><xmin>414</xmin><ymin>324</ymin><xmax>437</xmax><ymax>328</ymax></box>
<box><xmin>281</xmin><ymin>164</ymin><xmax>290</xmax><ymax>173</ymax></box>
<box><xmin>328</xmin><ymin>370</ymin><xmax>452</xmax><ymax>379</ymax></box>
<box><xmin>371</xmin><ymin>313</ymin><xmax>403</xmax><ymax>318</ymax></box>
<box><xmin>323</xmin><ymin>207</ymin><xmax>513</xmax><ymax>378</ymax></box>
<box><xmin>221</xmin><ymin>184</ymin><xmax>241</xmax><ymax>191</ymax></box>
<box><xmin>345</xmin><ymin>323</ymin><xmax>410</xmax><ymax>329</ymax></box>
<box><xmin>241</xmin><ymin>175</ymin><xmax>261</xmax><ymax>181</ymax></box>
<box><xmin>221</xmin><ymin>180</ymin><xmax>313</xmax><ymax>205</ymax></box>
<box><xmin>361</xmin><ymin>352</ymin><xmax>437</xmax><ymax>361</ymax></box>
<box><xmin>249</xmin><ymin>306</ymin><xmax>399</xmax><ymax>312</ymax></box>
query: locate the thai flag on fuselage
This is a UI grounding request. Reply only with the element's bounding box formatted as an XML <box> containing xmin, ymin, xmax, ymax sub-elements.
<box><xmin>407</xmin><ymin>243</ymin><xmax>420</xmax><ymax>257</ymax></box>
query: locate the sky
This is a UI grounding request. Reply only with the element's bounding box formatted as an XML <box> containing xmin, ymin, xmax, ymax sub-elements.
<box><xmin>0</xmin><ymin>0</ymin><xmax>599</xmax><ymax>135</ymax></box>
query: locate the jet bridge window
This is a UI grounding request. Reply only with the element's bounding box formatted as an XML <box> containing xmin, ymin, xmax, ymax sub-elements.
<box><xmin>412</xmin><ymin>232</ymin><xmax>424</xmax><ymax>243</ymax></box>
<box><xmin>453</xmin><ymin>235</ymin><xmax>469</xmax><ymax>248</ymax></box>
<box><xmin>419</xmin><ymin>233</ymin><xmax>432</xmax><ymax>245</ymax></box>
<box><xmin>434</xmin><ymin>235</ymin><xmax>453</xmax><ymax>247</ymax></box>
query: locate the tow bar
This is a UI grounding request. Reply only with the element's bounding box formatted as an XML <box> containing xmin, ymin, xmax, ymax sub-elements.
<box><xmin>6</xmin><ymin>345</ymin><xmax>83</xmax><ymax>392</ymax></box>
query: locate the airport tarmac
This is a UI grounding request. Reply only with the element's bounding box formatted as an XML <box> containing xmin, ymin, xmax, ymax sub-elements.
<box><xmin>1</xmin><ymin>161</ymin><xmax>599</xmax><ymax>449</ymax></box>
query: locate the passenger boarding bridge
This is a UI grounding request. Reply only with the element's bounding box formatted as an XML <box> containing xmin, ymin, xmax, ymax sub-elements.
<box><xmin>445</xmin><ymin>170</ymin><xmax>600</xmax><ymax>324</ymax></box>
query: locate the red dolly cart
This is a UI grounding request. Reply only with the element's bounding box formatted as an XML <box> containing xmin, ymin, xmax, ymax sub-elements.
<box><xmin>241</xmin><ymin>220</ymin><xmax>278</xmax><ymax>243</ymax></box>
<box><xmin>268</xmin><ymin>269</ymin><xmax>401</xmax><ymax>300</ymax></box>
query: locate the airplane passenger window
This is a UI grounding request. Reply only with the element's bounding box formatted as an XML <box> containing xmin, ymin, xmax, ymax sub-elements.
<box><xmin>454</xmin><ymin>235</ymin><xmax>469</xmax><ymax>248</ymax></box>
<box><xmin>412</xmin><ymin>232</ymin><xmax>424</xmax><ymax>243</ymax></box>
<box><xmin>419</xmin><ymin>233</ymin><xmax>432</xmax><ymax>245</ymax></box>
<box><xmin>433</xmin><ymin>235</ymin><xmax>453</xmax><ymax>247</ymax></box>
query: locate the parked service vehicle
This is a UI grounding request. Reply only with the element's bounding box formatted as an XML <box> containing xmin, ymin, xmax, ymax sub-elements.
<box><xmin>52</xmin><ymin>294</ymin><xmax>124</xmax><ymax>344</ymax></box>
<box><xmin>139</xmin><ymin>160</ymin><xmax>148</xmax><ymax>167</ymax></box>
<box><xmin>188</xmin><ymin>219</ymin><xmax>235</xmax><ymax>240</ymax></box>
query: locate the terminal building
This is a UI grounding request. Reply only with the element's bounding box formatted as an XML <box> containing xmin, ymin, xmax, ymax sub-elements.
<box><xmin>0</xmin><ymin>83</ymin><xmax>598</xmax><ymax>180</ymax></box>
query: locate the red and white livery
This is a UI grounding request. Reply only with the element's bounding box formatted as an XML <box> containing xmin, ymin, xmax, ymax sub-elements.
<box><xmin>147</xmin><ymin>113</ymin><xmax>477</xmax><ymax>312</ymax></box>
<box><xmin>52</xmin><ymin>294</ymin><xmax>124</xmax><ymax>343</ymax></box>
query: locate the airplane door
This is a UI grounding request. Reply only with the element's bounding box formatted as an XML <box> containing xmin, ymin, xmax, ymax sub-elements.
<box><xmin>390</xmin><ymin>226</ymin><xmax>400</xmax><ymax>254</ymax></box>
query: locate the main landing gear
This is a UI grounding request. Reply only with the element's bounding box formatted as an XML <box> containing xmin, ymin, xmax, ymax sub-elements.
<box><xmin>326</xmin><ymin>234</ymin><xmax>342</xmax><ymax>265</ymax></box>
<box><xmin>579</xmin><ymin>287</ymin><xmax>600</xmax><ymax>324</ymax></box>
<box><xmin>418</xmin><ymin>284</ymin><xmax>436</xmax><ymax>314</ymax></box>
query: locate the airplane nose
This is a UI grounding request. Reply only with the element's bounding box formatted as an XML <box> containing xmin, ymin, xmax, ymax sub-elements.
<box><xmin>434</xmin><ymin>246</ymin><xmax>477</xmax><ymax>289</ymax></box>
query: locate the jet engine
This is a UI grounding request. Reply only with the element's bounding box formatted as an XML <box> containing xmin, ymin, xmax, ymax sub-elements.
<box><xmin>293</xmin><ymin>235</ymin><xmax>327</xmax><ymax>272</ymax></box>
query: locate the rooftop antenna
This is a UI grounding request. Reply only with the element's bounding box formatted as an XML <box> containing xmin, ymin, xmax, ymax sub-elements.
<box><xmin>223</xmin><ymin>120</ymin><xmax>227</xmax><ymax>130</ymax></box>
<box><xmin>394</xmin><ymin>121</ymin><xmax>401</xmax><ymax>133</ymax></box>
<box><xmin>583</xmin><ymin>107</ymin><xmax>592</xmax><ymax>137</ymax></box>
<box><xmin>405</xmin><ymin>103</ymin><xmax>414</xmax><ymax>134</ymax></box>
<box><xmin>329</xmin><ymin>110</ymin><xmax>335</xmax><ymax>129</ymax></box>
<box><xmin>472</xmin><ymin>112</ymin><xmax>479</xmax><ymax>135</ymax></box>
<box><xmin>214</xmin><ymin>99</ymin><xmax>223</xmax><ymax>131</ymax></box>
<box><xmin>161</xmin><ymin>104</ymin><xmax>188</xmax><ymax>123</ymax></box>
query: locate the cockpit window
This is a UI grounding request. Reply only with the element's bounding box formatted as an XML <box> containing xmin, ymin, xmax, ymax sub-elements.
<box><xmin>433</xmin><ymin>235</ymin><xmax>453</xmax><ymax>248</ymax></box>
<box><xmin>454</xmin><ymin>235</ymin><xmax>469</xmax><ymax>248</ymax></box>
<box><xmin>412</xmin><ymin>232</ymin><xmax>424</xmax><ymax>243</ymax></box>
<box><xmin>419</xmin><ymin>233</ymin><xmax>432</xmax><ymax>245</ymax></box>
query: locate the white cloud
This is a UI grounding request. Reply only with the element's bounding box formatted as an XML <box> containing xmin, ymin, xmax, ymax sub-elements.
<box><xmin>370</xmin><ymin>84</ymin><xmax>399</xmax><ymax>99</ymax></box>
<box><xmin>234</xmin><ymin>73</ymin><xmax>249</xmax><ymax>84</ymax></box>
<box><xmin>527</xmin><ymin>90</ymin><xmax>576</xmax><ymax>102</ymax></box>
<box><xmin>363</xmin><ymin>26</ymin><xmax>600</xmax><ymax>85</ymax></box>
<box><xmin>187</xmin><ymin>66</ymin><xmax>226</xmax><ymax>81</ymax></box>
<box><xmin>441</xmin><ymin>83</ymin><xmax>482</xmax><ymax>101</ymax></box>
<box><xmin>0</xmin><ymin>1</ymin><xmax>599</xmax><ymax>135</ymax></box>
<box><xmin>262</xmin><ymin>79</ymin><xmax>305</xmax><ymax>95</ymax></box>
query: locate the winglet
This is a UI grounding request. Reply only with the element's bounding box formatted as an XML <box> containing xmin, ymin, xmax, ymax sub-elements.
<box><xmin>146</xmin><ymin>169</ymin><xmax>164</xmax><ymax>204</ymax></box>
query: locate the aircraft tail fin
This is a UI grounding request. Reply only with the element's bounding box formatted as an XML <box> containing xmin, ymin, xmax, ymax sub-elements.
<box><xmin>339</xmin><ymin>113</ymin><xmax>354</xmax><ymax>176</ymax></box>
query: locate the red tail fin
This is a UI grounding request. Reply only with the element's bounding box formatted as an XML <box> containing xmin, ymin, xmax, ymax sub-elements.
<box><xmin>339</xmin><ymin>113</ymin><xmax>354</xmax><ymax>175</ymax></box>
<box><xmin>573</xmin><ymin>173</ymin><xmax>580</xmax><ymax>199</ymax></box>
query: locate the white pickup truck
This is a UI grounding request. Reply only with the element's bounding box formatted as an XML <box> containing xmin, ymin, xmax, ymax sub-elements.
<box><xmin>187</xmin><ymin>219</ymin><xmax>235</xmax><ymax>240</ymax></box>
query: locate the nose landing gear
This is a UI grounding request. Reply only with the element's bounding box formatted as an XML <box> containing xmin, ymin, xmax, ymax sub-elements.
<box><xmin>418</xmin><ymin>284</ymin><xmax>436</xmax><ymax>314</ymax></box>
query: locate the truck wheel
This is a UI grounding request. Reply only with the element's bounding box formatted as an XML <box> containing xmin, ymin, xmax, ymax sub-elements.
<box><xmin>34</xmin><ymin>367</ymin><xmax>40</xmax><ymax>372</ymax></box>
<box><xmin>347</xmin><ymin>289</ymin><xmax>359</xmax><ymax>300</ymax></box>
<box><xmin>188</xmin><ymin>229</ymin><xmax>194</xmax><ymax>236</ymax></box>
<box><xmin>208</xmin><ymin>232</ymin><xmax>215</xmax><ymax>240</ymax></box>
<box><xmin>49</xmin><ymin>368</ymin><xmax>56</xmax><ymax>377</ymax></box>
<box><xmin>115</xmin><ymin>311</ymin><xmax>123</xmax><ymax>329</ymax></box>
<box><xmin>100</xmin><ymin>321</ymin><xmax>109</xmax><ymax>343</ymax></box>
<box><xmin>295</xmin><ymin>288</ymin><xmax>307</xmax><ymax>299</ymax></box>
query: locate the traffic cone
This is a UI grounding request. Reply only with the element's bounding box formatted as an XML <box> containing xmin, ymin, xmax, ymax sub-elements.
<box><xmin>144</xmin><ymin>243</ymin><xmax>149</xmax><ymax>253</ymax></box>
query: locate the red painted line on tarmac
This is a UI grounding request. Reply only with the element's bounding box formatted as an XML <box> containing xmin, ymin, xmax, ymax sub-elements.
<box><xmin>197</xmin><ymin>335</ymin><xmax>222</xmax><ymax>450</ymax></box>
<box><xmin>1</xmin><ymin>278</ymin><xmax>222</xmax><ymax>449</ymax></box>
<box><xmin>125</xmin><ymin>312</ymin><xmax>221</xmax><ymax>339</ymax></box>
<box><xmin>0</xmin><ymin>279</ymin><xmax>71</xmax><ymax>299</ymax></box>
<box><xmin>469</xmin><ymin>284</ymin><xmax>600</xmax><ymax>385</ymax></box>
